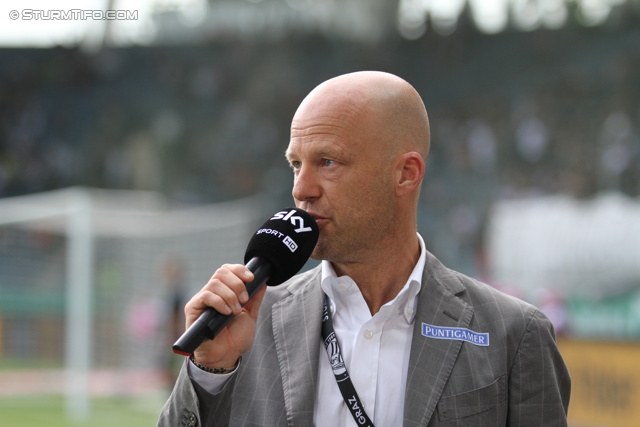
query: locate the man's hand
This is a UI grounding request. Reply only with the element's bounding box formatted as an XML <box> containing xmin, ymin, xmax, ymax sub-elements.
<box><xmin>185</xmin><ymin>264</ymin><xmax>267</xmax><ymax>369</ymax></box>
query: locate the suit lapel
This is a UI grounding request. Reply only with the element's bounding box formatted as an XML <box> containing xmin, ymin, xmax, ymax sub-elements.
<box><xmin>268</xmin><ymin>256</ymin><xmax>472</xmax><ymax>427</ymax></box>
<box><xmin>404</xmin><ymin>254</ymin><xmax>473</xmax><ymax>427</ymax></box>
<box><xmin>271</xmin><ymin>268</ymin><xmax>323</xmax><ymax>427</ymax></box>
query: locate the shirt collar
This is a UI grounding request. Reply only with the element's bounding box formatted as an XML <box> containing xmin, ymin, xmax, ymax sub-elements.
<box><xmin>320</xmin><ymin>233</ymin><xmax>426</xmax><ymax>324</ymax></box>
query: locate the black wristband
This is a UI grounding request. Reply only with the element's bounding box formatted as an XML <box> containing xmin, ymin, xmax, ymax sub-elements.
<box><xmin>189</xmin><ymin>355</ymin><xmax>239</xmax><ymax>374</ymax></box>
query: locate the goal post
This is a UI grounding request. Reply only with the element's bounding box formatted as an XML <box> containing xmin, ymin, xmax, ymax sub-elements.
<box><xmin>0</xmin><ymin>187</ymin><xmax>266</xmax><ymax>420</ymax></box>
<box><xmin>64</xmin><ymin>189</ymin><xmax>93</xmax><ymax>421</ymax></box>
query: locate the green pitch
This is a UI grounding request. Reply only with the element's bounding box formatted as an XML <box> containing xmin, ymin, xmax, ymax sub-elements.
<box><xmin>0</xmin><ymin>395</ymin><xmax>164</xmax><ymax>427</ymax></box>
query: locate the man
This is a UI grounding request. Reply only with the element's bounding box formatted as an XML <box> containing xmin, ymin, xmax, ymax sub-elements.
<box><xmin>158</xmin><ymin>71</ymin><xmax>571</xmax><ymax>426</ymax></box>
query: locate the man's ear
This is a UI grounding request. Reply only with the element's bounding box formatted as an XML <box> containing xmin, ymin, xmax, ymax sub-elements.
<box><xmin>395</xmin><ymin>151</ymin><xmax>425</xmax><ymax>197</ymax></box>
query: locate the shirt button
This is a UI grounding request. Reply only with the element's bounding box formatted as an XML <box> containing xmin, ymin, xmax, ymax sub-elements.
<box><xmin>405</xmin><ymin>306</ymin><xmax>415</xmax><ymax>317</ymax></box>
<box><xmin>363</xmin><ymin>329</ymin><xmax>374</xmax><ymax>339</ymax></box>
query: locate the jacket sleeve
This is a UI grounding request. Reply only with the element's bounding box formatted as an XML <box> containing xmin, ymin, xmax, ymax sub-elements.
<box><xmin>507</xmin><ymin>309</ymin><xmax>571</xmax><ymax>426</ymax></box>
<box><xmin>157</xmin><ymin>358</ymin><xmax>237</xmax><ymax>427</ymax></box>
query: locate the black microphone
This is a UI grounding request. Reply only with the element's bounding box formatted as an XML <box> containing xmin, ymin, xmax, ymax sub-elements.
<box><xmin>172</xmin><ymin>207</ymin><xmax>319</xmax><ymax>356</ymax></box>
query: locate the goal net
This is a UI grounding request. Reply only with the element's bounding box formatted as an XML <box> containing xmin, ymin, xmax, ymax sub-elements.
<box><xmin>0</xmin><ymin>187</ymin><xmax>267</xmax><ymax>418</ymax></box>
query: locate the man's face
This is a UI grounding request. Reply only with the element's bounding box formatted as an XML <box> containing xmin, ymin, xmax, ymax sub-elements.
<box><xmin>285</xmin><ymin>95</ymin><xmax>397</xmax><ymax>265</ymax></box>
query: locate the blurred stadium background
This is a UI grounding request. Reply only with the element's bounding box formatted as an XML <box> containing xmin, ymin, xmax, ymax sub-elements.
<box><xmin>0</xmin><ymin>0</ymin><xmax>639</xmax><ymax>425</ymax></box>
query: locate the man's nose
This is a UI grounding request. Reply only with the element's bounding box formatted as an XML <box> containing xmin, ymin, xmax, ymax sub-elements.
<box><xmin>292</xmin><ymin>165</ymin><xmax>321</xmax><ymax>202</ymax></box>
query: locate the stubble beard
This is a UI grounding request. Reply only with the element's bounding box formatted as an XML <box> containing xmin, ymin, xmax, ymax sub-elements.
<box><xmin>309</xmin><ymin>205</ymin><xmax>396</xmax><ymax>266</ymax></box>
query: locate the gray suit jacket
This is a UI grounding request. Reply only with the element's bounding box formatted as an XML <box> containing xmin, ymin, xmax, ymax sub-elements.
<box><xmin>158</xmin><ymin>251</ymin><xmax>571</xmax><ymax>426</ymax></box>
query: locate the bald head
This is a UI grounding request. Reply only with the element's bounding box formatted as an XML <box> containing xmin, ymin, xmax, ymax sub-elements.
<box><xmin>293</xmin><ymin>71</ymin><xmax>431</xmax><ymax>159</ymax></box>
<box><xmin>286</xmin><ymin>72</ymin><xmax>429</xmax><ymax>300</ymax></box>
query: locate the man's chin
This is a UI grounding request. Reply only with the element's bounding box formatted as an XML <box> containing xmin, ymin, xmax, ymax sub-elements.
<box><xmin>310</xmin><ymin>246</ymin><xmax>327</xmax><ymax>262</ymax></box>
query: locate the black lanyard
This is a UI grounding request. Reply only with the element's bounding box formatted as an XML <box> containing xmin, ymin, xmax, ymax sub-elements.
<box><xmin>321</xmin><ymin>293</ymin><xmax>375</xmax><ymax>427</ymax></box>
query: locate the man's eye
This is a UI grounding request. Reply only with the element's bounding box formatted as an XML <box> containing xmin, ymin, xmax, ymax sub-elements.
<box><xmin>290</xmin><ymin>161</ymin><xmax>301</xmax><ymax>170</ymax></box>
<box><xmin>321</xmin><ymin>159</ymin><xmax>335</xmax><ymax>167</ymax></box>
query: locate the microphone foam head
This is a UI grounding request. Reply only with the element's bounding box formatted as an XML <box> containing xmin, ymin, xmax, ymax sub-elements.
<box><xmin>244</xmin><ymin>207</ymin><xmax>319</xmax><ymax>286</ymax></box>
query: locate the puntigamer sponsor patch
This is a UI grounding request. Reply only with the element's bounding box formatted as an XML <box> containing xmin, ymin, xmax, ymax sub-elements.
<box><xmin>421</xmin><ymin>323</ymin><xmax>489</xmax><ymax>346</ymax></box>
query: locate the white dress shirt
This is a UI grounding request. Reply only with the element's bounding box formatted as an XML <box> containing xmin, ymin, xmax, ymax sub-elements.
<box><xmin>189</xmin><ymin>234</ymin><xmax>426</xmax><ymax>427</ymax></box>
<box><xmin>314</xmin><ymin>234</ymin><xmax>425</xmax><ymax>427</ymax></box>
